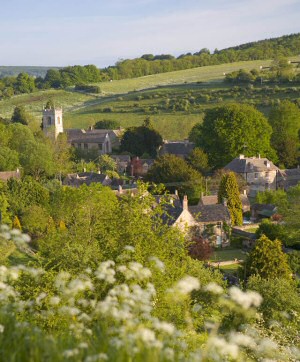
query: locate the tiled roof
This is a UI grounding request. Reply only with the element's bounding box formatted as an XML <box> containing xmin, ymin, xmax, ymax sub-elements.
<box><xmin>159</xmin><ymin>141</ymin><xmax>195</xmax><ymax>157</ymax></box>
<box><xmin>189</xmin><ymin>204</ymin><xmax>231</xmax><ymax>223</ymax></box>
<box><xmin>224</xmin><ymin>156</ymin><xmax>279</xmax><ymax>173</ymax></box>
<box><xmin>63</xmin><ymin>172</ymin><xmax>111</xmax><ymax>187</ymax></box>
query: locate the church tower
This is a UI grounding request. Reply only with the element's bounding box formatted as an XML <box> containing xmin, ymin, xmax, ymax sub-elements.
<box><xmin>42</xmin><ymin>107</ymin><xmax>63</xmax><ymax>139</ymax></box>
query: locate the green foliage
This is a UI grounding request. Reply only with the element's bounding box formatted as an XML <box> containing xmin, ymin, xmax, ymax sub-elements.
<box><xmin>0</xmin><ymin>146</ymin><xmax>19</xmax><ymax>171</ymax></box>
<box><xmin>11</xmin><ymin>106</ymin><xmax>30</xmax><ymax>125</ymax></box>
<box><xmin>98</xmin><ymin>154</ymin><xmax>117</xmax><ymax>173</ymax></box>
<box><xmin>217</xmin><ymin>172</ymin><xmax>243</xmax><ymax>226</ymax></box>
<box><xmin>190</xmin><ymin>104</ymin><xmax>276</xmax><ymax>168</ymax></box>
<box><xmin>120</xmin><ymin>120</ymin><xmax>163</xmax><ymax>157</ymax></box>
<box><xmin>245</xmin><ymin>235</ymin><xmax>292</xmax><ymax>280</ymax></box>
<box><xmin>146</xmin><ymin>155</ymin><xmax>202</xmax><ymax>203</ymax></box>
<box><xmin>269</xmin><ymin>100</ymin><xmax>300</xmax><ymax>168</ymax></box>
<box><xmin>255</xmin><ymin>189</ymin><xmax>288</xmax><ymax>208</ymax></box>
<box><xmin>255</xmin><ymin>219</ymin><xmax>287</xmax><ymax>242</ymax></box>
<box><xmin>288</xmin><ymin>250</ymin><xmax>300</xmax><ymax>274</ymax></box>
<box><xmin>94</xmin><ymin>119</ymin><xmax>120</xmax><ymax>129</ymax></box>
<box><xmin>186</xmin><ymin>147</ymin><xmax>210</xmax><ymax>174</ymax></box>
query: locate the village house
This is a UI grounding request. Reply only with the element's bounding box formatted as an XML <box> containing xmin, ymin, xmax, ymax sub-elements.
<box><xmin>63</xmin><ymin>172</ymin><xmax>111</xmax><ymax>187</ymax></box>
<box><xmin>42</xmin><ymin>107</ymin><xmax>121</xmax><ymax>155</ymax></box>
<box><xmin>199</xmin><ymin>191</ymin><xmax>250</xmax><ymax>213</ymax></box>
<box><xmin>159</xmin><ymin>140</ymin><xmax>195</xmax><ymax>159</ymax></box>
<box><xmin>224</xmin><ymin>155</ymin><xmax>279</xmax><ymax>197</ymax></box>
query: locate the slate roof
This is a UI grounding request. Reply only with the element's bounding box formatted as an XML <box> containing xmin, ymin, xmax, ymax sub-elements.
<box><xmin>251</xmin><ymin>203</ymin><xmax>277</xmax><ymax>217</ymax></box>
<box><xmin>63</xmin><ymin>172</ymin><xmax>111</xmax><ymax>187</ymax></box>
<box><xmin>189</xmin><ymin>204</ymin><xmax>231</xmax><ymax>223</ymax></box>
<box><xmin>199</xmin><ymin>194</ymin><xmax>250</xmax><ymax>212</ymax></box>
<box><xmin>66</xmin><ymin>129</ymin><xmax>111</xmax><ymax>144</ymax></box>
<box><xmin>161</xmin><ymin>204</ymin><xmax>184</xmax><ymax>226</ymax></box>
<box><xmin>277</xmin><ymin>168</ymin><xmax>300</xmax><ymax>189</ymax></box>
<box><xmin>111</xmin><ymin>155</ymin><xmax>131</xmax><ymax>162</ymax></box>
<box><xmin>159</xmin><ymin>141</ymin><xmax>195</xmax><ymax>158</ymax></box>
<box><xmin>224</xmin><ymin>155</ymin><xmax>279</xmax><ymax>173</ymax></box>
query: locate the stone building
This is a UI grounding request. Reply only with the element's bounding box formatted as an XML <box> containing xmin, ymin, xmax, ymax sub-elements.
<box><xmin>42</xmin><ymin>107</ymin><xmax>63</xmax><ymax>139</ymax></box>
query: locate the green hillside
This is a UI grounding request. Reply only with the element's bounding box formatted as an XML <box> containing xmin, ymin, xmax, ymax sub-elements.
<box><xmin>1</xmin><ymin>56</ymin><xmax>300</xmax><ymax>139</ymax></box>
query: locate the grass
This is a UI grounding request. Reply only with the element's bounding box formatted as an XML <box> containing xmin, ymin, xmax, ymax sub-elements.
<box><xmin>0</xmin><ymin>56</ymin><xmax>299</xmax><ymax>140</ymax></box>
<box><xmin>220</xmin><ymin>263</ymin><xmax>241</xmax><ymax>275</ymax></box>
<box><xmin>96</xmin><ymin>59</ymin><xmax>286</xmax><ymax>94</ymax></box>
<box><xmin>210</xmin><ymin>248</ymin><xmax>245</xmax><ymax>262</ymax></box>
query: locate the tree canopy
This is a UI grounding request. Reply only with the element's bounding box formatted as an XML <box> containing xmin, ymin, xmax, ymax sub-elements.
<box><xmin>120</xmin><ymin>119</ymin><xmax>163</xmax><ymax>157</ymax></box>
<box><xmin>189</xmin><ymin>103</ymin><xmax>277</xmax><ymax>168</ymax></box>
<box><xmin>269</xmin><ymin>100</ymin><xmax>300</xmax><ymax>168</ymax></box>
<box><xmin>146</xmin><ymin>154</ymin><xmax>202</xmax><ymax>203</ymax></box>
<box><xmin>217</xmin><ymin>172</ymin><xmax>243</xmax><ymax>226</ymax></box>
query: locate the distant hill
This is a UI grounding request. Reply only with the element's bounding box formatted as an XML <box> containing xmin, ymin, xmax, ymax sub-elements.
<box><xmin>0</xmin><ymin>66</ymin><xmax>61</xmax><ymax>78</ymax></box>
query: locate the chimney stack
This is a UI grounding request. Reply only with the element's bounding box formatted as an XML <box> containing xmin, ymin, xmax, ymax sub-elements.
<box><xmin>174</xmin><ymin>190</ymin><xmax>178</xmax><ymax>196</ymax></box>
<box><xmin>223</xmin><ymin>198</ymin><xmax>227</xmax><ymax>207</ymax></box>
<box><xmin>118</xmin><ymin>185</ymin><xmax>123</xmax><ymax>194</ymax></box>
<box><xmin>183</xmin><ymin>195</ymin><xmax>188</xmax><ymax>210</ymax></box>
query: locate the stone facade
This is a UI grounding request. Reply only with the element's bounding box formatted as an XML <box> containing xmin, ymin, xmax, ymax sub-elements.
<box><xmin>42</xmin><ymin>108</ymin><xmax>63</xmax><ymax>139</ymax></box>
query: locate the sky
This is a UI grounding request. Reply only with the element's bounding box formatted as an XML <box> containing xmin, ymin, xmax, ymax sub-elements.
<box><xmin>0</xmin><ymin>0</ymin><xmax>299</xmax><ymax>67</ymax></box>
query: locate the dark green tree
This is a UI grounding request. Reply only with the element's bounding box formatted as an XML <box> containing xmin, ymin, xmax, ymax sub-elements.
<box><xmin>11</xmin><ymin>106</ymin><xmax>30</xmax><ymax>125</ymax></box>
<box><xmin>120</xmin><ymin>119</ymin><xmax>163</xmax><ymax>157</ymax></box>
<box><xmin>217</xmin><ymin>172</ymin><xmax>243</xmax><ymax>226</ymax></box>
<box><xmin>190</xmin><ymin>104</ymin><xmax>276</xmax><ymax>168</ymax></box>
<box><xmin>186</xmin><ymin>148</ymin><xmax>210</xmax><ymax>174</ymax></box>
<box><xmin>269</xmin><ymin>100</ymin><xmax>300</xmax><ymax>168</ymax></box>
<box><xmin>94</xmin><ymin>120</ymin><xmax>120</xmax><ymax>129</ymax></box>
<box><xmin>146</xmin><ymin>154</ymin><xmax>202</xmax><ymax>203</ymax></box>
<box><xmin>245</xmin><ymin>235</ymin><xmax>292</xmax><ymax>280</ymax></box>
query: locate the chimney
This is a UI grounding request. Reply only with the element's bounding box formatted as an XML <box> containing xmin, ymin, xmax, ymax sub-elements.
<box><xmin>223</xmin><ymin>198</ymin><xmax>227</xmax><ymax>207</ymax></box>
<box><xmin>183</xmin><ymin>195</ymin><xmax>188</xmax><ymax>210</ymax></box>
<box><xmin>243</xmin><ymin>189</ymin><xmax>247</xmax><ymax>196</ymax></box>
<box><xmin>258</xmin><ymin>154</ymin><xmax>261</xmax><ymax>159</ymax></box>
<box><xmin>239</xmin><ymin>154</ymin><xmax>244</xmax><ymax>159</ymax></box>
<box><xmin>118</xmin><ymin>185</ymin><xmax>123</xmax><ymax>194</ymax></box>
<box><xmin>174</xmin><ymin>190</ymin><xmax>178</xmax><ymax>196</ymax></box>
<box><xmin>83</xmin><ymin>167</ymin><xmax>86</xmax><ymax>172</ymax></box>
<box><xmin>98</xmin><ymin>170</ymin><xmax>101</xmax><ymax>174</ymax></box>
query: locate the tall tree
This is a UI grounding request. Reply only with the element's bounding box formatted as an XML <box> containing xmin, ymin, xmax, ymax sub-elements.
<box><xmin>218</xmin><ymin>172</ymin><xmax>243</xmax><ymax>226</ymax></box>
<box><xmin>189</xmin><ymin>104</ymin><xmax>276</xmax><ymax>168</ymax></box>
<box><xmin>11</xmin><ymin>106</ymin><xmax>31</xmax><ymax>125</ymax></box>
<box><xmin>120</xmin><ymin>119</ymin><xmax>163</xmax><ymax>157</ymax></box>
<box><xmin>269</xmin><ymin>100</ymin><xmax>300</xmax><ymax>168</ymax></box>
<box><xmin>146</xmin><ymin>154</ymin><xmax>202</xmax><ymax>203</ymax></box>
<box><xmin>245</xmin><ymin>235</ymin><xmax>292</xmax><ymax>280</ymax></box>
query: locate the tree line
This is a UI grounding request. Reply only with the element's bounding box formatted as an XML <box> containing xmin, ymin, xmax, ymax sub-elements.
<box><xmin>0</xmin><ymin>33</ymin><xmax>299</xmax><ymax>99</ymax></box>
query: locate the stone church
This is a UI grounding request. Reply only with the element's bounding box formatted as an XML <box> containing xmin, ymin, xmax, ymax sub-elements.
<box><xmin>42</xmin><ymin>107</ymin><xmax>120</xmax><ymax>154</ymax></box>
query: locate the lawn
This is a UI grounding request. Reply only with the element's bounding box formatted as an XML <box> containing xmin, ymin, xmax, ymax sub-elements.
<box><xmin>210</xmin><ymin>248</ymin><xmax>246</xmax><ymax>262</ymax></box>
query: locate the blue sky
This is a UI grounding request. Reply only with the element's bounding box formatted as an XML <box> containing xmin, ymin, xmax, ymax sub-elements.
<box><xmin>0</xmin><ymin>0</ymin><xmax>299</xmax><ymax>67</ymax></box>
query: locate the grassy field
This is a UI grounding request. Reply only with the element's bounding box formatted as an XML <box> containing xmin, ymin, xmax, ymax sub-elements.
<box><xmin>0</xmin><ymin>56</ymin><xmax>299</xmax><ymax>139</ymax></box>
<box><xmin>97</xmin><ymin>59</ymin><xmax>279</xmax><ymax>94</ymax></box>
<box><xmin>210</xmin><ymin>248</ymin><xmax>246</xmax><ymax>262</ymax></box>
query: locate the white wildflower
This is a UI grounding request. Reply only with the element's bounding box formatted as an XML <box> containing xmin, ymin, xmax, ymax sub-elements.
<box><xmin>63</xmin><ymin>348</ymin><xmax>80</xmax><ymax>358</ymax></box>
<box><xmin>78</xmin><ymin>342</ymin><xmax>88</xmax><ymax>349</ymax></box>
<box><xmin>124</xmin><ymin>245</ymin><xmax>135</xmax><ymax>252</ymax></box>
<box><xmin>0</xmin><ymin>324</ymin><xmax>4</xmax><ymax>333</ymax></box>
<box><xmin>95</xmin><ymin>261</ymin><xmax>116</xmax><ymax>283</ymax></box>
<box><xmin>49</xmin><ymin>296</ymin><xmax>60</xmax><ymax>306</ymax></box>
<box><xmin>163</xmin><ymin>347</ymin><xmax>174</xmax><ymax>360</ymax></box>
<box><xmin>153</xmin><ymin>321</ymin><xmax>175</xmax><ymax>335</ymax></box>
<box><xmin>204</xmin><ymin>282</ymin><xmax>223</xmax><ymax>295</ymax></box>
<box><xmin>175</xmin><ymin>276</ymin><xmax>200</xmax><ymax>295</ymax></box>
<box><xmin>210</xmin><ymin>336</ymin><xmax>239</xmax><ymax>359</ymax></box>
<box><xmin>137</xmin><ymin>327</ymin><xmax>156</xmax><ymax>343</ymax></box>
<box><xmin>85</xmin><ymin>353</ymin><xmax>108</xmax><ymax>362</ymax></box>
<box><xmin>36</xmin><ymin>292</ymin><xmax>47</xmax><ymax>305</ymax></box>
<box><xmin>230</xmin><ymin>332</ymin><xmax>256</xmax><ymax>349</ymax></box>
<box><xmin>149</xmin><ymin>256</ymin><xmax>165</xmax><ymax>271</ymax></box>
<box><xmin>10</xmin><ymin>228</ymin><xmax>21</xmax><ymax>236</ymax></box>
<box><xmin>229</xmin><ymin>286</ymin><xmax>262</xmax><ymax>309</ymax></box>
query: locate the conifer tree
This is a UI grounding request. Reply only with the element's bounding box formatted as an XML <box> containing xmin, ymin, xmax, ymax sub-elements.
<box><xmin>245</xmin><ymin>235</ymin><xmax>292</xmax><ymax>280</ymax></box>
<box><xmin>218</xmin><ymin>172</ymin><xmax>243</xmax><ymax>226</ymax></box>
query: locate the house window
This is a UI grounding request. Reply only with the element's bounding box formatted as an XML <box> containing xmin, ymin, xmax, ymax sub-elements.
<box><xmin>254</xmin><ymin>173</ymin><xmax>259</xmax><ymax>179</ymax></box>
<box><xmin>98</xmin><ymin>143</ymin><xmax>102</xmax><ymax>150</ymax></box>
<box><xmin>84</xmin><ymin>143</ymin><xmax>88</xmax><ymax>150</ymax></box>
